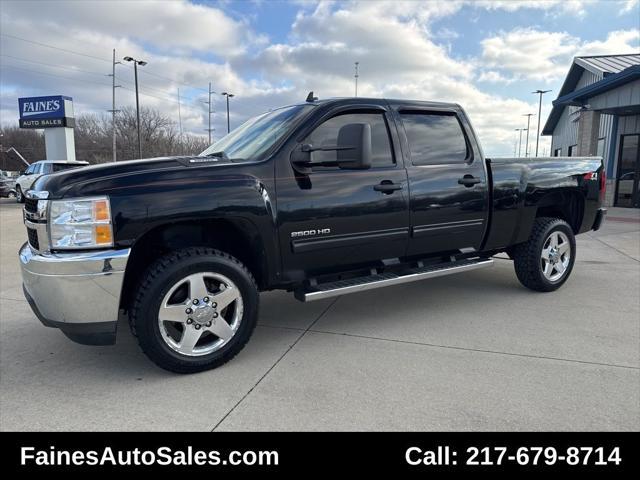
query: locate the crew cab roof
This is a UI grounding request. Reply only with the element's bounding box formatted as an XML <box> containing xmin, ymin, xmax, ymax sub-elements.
<box><xmin>299</xmin><ymin>97</ymin><xmax>460</xmax><ymax>110</ymax></box>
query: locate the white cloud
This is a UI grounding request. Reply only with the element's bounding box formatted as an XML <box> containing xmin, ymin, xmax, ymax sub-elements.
<box><xmin>577</xmin><ymin>29</ymin><xmax>640</xmax><ymax>55</ymax></box>
<box><xmin>481</xmin><ymin>28</ymin><xmax>579</xmax><ymax>82</ymax></box>
<box><xmin>477</xmin><ymin>70</ymin><xmax>515</xmax><ymax>84</ymax></box>
<box><xmin>0</xmin><ymin>0</ymin><xmax>261</xmax><ymax>56</ymax></box>
<box><xmin>481</xmin><ymin>27</ymin><xmax>640</xmax><ymax>83</ymax></box>
<box><xmin>619</xmin><ymin>0</ymin><xmax>639</xmax><ymax>13</ymax></box>
<box><xmin>473</xmin><ymin>0</ymin><xmax>591</xmax><ymax>17</ymax></box>
<box><xmin>1</xmin><ymin>0</ymin><xmax>627</xmax><ymax>157</ymax></box>
<box><xmin>234</xmin><ymin>1</ymin><xmax>540</xmax><ymax>155</ymax></box>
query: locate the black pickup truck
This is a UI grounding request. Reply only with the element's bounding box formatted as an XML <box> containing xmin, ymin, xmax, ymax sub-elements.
<box><xmin>20</xmin><ymin>96</ymin><xmax>606</xmax><ymax>373</ymax></box>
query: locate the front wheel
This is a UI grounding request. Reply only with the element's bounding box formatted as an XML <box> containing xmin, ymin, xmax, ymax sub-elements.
<box><xmin>130</xmin><ymin>248</ymin><xmax>259</xmax><ymax>373</ymax></box>
<box><xmin>512</xmin><ymin>217</ymin><xmax>576</xmax><ymax>292</ymax></box>
<box><xmin>15</xmin><ymin>186</ymin><xmax>24</xmax><ymax>203</ymax></box>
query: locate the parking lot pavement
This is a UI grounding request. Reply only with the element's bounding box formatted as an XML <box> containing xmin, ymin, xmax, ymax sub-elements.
<box><xmin>1</xmin><ymin>197</ymin><xmax>638</xmax><ymax>431</ymax></box>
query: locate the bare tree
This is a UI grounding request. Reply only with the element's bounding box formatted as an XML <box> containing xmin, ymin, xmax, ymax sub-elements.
<box><xmin>2</xmin><ymin>107</ymin><xmax>210</xmax><ymax>165</ymax></box>
<box><xmin>0</xmin><ymin>126</ymin><xmax>46</xmax><ymax>162</ymax></box>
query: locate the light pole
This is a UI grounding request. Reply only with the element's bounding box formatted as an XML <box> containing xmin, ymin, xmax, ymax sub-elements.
<box><xmin>515</xmin><ymin>128</ymin><xmax>527</xmax><ymax>157</ymax></box>
<box><xmin>354</xmin><ymin>61</ymin><xmax>359</xmax><ymax>97</ymax></box>
<box><xmin>205</xmin><ymin>83</ymin><xmax>216</xmax><ymax>143</ymax></box>
<box><xmin>123</xmin><ymin>56</ymin><xmax>147</xmax><ymax>159</ymax></box>
<box><xmin>107</xmin><ymin>49</ymin><xmax>121</xmax><ymax>162</ymax></box>
<box><xmin>532</xmin><ymin>89</ymin><xmax>551</xmax><ymax>157</ymax></box>
<box><xmin>523</xmin><ymin>113</ymin><xmax>534</xmax><ymax>157</ymax></box>
<box><xmin>221</xmin><ymin>92</ymin><xmax>234</xmax><ymax>134</ymax></box>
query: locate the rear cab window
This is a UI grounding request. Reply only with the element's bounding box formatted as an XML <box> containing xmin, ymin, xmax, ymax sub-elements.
<box><xmin>400</xmin><ymin>112</ymin><xmax>469</xmax><ymax>165</ymax></box>
<box><xmin>52</xmin><ymin>163</ymin><xmax>82</xmax><ymax>173</ymax></box>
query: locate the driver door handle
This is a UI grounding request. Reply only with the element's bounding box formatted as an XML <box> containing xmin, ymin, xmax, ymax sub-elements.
<box><xmin>374</xmin><ymin>181</ymin><xmax>403</xmax><ymax>193</ymax></box>
<box><xmin>458</xmin><ymin>175</ymin><xmax>482</xmax><ymax>187</ymax></box>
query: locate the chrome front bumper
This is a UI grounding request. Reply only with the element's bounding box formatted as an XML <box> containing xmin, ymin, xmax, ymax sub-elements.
<box><xmin>19</xmin><ymin>242</ymin><xmax>130</xmax><ymax>345</ymax></box>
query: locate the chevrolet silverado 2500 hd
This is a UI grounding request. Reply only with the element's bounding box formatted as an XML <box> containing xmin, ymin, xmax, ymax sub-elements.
<box><xmin>20</xmin><ymin>97</ymin><xmax>607</xmax><ymax>373</ymax></box>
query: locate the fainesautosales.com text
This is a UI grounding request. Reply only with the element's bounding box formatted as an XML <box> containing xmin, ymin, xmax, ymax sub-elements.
<box><xmin>21</xmin><ymin>446</ymin><xmax>279</xmax><ymax>467</ymax></box>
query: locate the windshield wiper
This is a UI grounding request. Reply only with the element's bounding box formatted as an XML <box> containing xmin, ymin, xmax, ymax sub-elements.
<box><xmin>204</xmin><ymin>150</ymin><xmax>229</xmax><ymax>160</ymax></box>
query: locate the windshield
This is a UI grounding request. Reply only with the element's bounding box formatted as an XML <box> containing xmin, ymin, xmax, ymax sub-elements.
<box><xmin>199</xmin><ymin>104</ymin><xmax>314</xmax><ymax>162</ymax></box>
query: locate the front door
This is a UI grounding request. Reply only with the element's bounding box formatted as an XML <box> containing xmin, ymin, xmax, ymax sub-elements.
<box><xmin>392</xmin><ymin>106</ymin><xmax>490</xmax><ymax>256</ymax></box>
<box><xmin>615</xmin><ymin>134</ymin><xmax>640</xmax><ymax>208</ymax></box>
<box><xmin>276</xmin><ymin>105</ymin><xmax>410</xmax><ymax>280</ymax></box>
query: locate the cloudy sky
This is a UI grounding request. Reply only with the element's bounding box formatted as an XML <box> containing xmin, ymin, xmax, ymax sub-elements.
<box><xmin>1</xmin><ymin>0</ymin><xmax>639</xmax><ymax>156</ymax></box>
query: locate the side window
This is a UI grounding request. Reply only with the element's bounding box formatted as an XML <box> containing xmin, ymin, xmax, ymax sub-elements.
<box><xmin>400</xmin><ymin>112</ymin><xmax>468</xmax><ymax>165</ymax></box>
<box><xmin>42</xmin><ymin>164</ymin><xmax>52</xmax><ymax>174</ymax></box>
<box><xmin>33</xmin><ymin>163</ymin><xmax>42</xmax><ymax>174</ymax></box>
<box><xmin>304</xmin><ymin>112</ymin><xmax>394</xmax><ymax>168</ymax></box>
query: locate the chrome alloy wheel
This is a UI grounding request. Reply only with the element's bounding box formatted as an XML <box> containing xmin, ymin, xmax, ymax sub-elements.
<box><xmin>540</xmin><ymin>231</ymin><xmax>571</xmax><ymax>282</ymax></box>
<box><xmin>158</xmin><ymin>272</ymin><xmax>243</xmax><ymax>356</ymax></box>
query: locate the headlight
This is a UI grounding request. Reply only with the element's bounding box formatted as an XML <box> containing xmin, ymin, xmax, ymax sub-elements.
<box><xmin>49</xmin><ymin>196</ymin><xmax>113</xmax><ymax>249</ymax></box>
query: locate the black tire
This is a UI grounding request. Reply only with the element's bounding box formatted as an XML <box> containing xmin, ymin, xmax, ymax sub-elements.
<box><xmin>15</xmin><ymin>186</ymin><xmax>24</xmax><ymax>203</ymax></box>
<box><xmin>130</xmin><ymin>247</ymin><xmax>259</xmax><ymax>373</ymax></box>
<box><xmin>512</xmin><ymin>217</ymin><xmax>576</xmax><ymax>292</ymax></box>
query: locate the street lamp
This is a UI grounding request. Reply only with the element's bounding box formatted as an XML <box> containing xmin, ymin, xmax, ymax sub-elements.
<box><xmin>515</xmin><ymin>128</ymin><xmax>527</xmax><ymax>157</ymax></box>
<box><xmin>221</xmin><ymin>92</ymin><xmax>234</xmax><ymax>134</ymax></box>
<box><xmin>532</xmin><ymin>89</ymin><xmax>551</xmax><ymax>157</ymax></box>
<box><xmin>123</xmin><ymin>56</ymin><xmax>147</xmax><ymax>159</ymax></box>
<box><xmin>522</xmin><ymin>113</ymin><xmax>534</xmax><ymax>157</ymax></box>
<box><xmin>354</xmin><ymin>61</ymin><xmax>359</xmax><ymax>97</ymax></box>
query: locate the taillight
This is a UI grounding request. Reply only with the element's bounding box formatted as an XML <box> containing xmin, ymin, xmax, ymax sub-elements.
<box><xmin>583</xmin><ymin>171</ymin><xmax>606</xmax><ymax>202</ymax></box>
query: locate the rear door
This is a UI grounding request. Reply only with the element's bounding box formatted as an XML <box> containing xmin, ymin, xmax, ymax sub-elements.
<box><xmin>392</xmin><ymin>105</ymin><xmax>490</xmax><ymax>256</ymax></box>
<box><xmin>276</xmin><ymin>103</ymin><xmax>410</xmax><ymax>278</ymax></box>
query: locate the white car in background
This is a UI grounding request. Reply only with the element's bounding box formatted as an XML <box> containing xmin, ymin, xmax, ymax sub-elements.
<box><xmin>15</xmin><ymin>160</ymin><xmax>88</xmax><ymax>203</ymax></box>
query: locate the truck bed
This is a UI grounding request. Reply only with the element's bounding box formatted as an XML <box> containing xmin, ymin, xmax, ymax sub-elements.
<box><xmin>483</xmin><ymin>156</ymin><xmax>604</xmax><ymax>251</ymax></box>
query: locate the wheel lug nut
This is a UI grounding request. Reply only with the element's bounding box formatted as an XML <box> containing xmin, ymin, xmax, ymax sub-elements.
<box><xmin>203</xmin><ymin>297</ymin><xmax>209</xmax><ymax>303</ymax></box>
<box><xmin>195</xmin><ymin>324</ymin><xmax>201</xmax><ymax>330</ymax></box>
<box><xmin>206</xmin><ymin>321</ymin><xmax>212</xmax><ymax>327</ymax></box>
<box><xmin>212</xmin><ymin>302</ymin><xmax>217</xmax><ymax>308</ymax></box>
<box><xmin>213</xmin><ymin>312</ymin><xmax>218</xmax><ymax>318</ymax></box>
<box><xmin>186</xmin><ymin>318</ymin><xmax>193</xmax><ymax>324</ymax></box>
<box><xmin>193</xmin><ymin>299</ymin><xmax>199</xmax><ymax>305</ymax></box>
<box><xmin>186</xmin><ymin>308</ymin><xmax>192</xmax><ymax>314</ymax></box>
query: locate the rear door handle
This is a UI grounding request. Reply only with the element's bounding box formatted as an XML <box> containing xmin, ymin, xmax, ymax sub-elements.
<box><xmin>458</xmin><ymin>175</ymin><xmax>482</xmax><ymax>187</ymax></box>
<box><xmin>374</xmin><ymin>181</ymin><xmax>403</xmax><ymax>193</ymax></box>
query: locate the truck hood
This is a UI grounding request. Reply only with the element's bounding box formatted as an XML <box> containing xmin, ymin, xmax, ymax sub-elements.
<box><xmin>33</xmin><ymin>155</ymin><xmax>232</xmax><ymax>197</ymax></box>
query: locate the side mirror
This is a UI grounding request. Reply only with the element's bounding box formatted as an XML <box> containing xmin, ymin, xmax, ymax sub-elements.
<box><xmin>336</xmin><ymin>123</ymin><xmax>372</xmax><ymax>170</ymax></box>
<box><xmin>291</xmin><ymin>123</ymin><xmax>372</xmax><ymax>174</ymax></box>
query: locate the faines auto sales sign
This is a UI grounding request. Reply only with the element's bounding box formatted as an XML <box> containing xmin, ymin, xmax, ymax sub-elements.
<box><xmin>18</xmin><ymin>95</ymin><xmax>75</xmax><ymax>129</ymax></box>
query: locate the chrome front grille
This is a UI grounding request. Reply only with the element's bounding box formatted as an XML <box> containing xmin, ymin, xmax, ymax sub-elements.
<box><xmin>24</xmin><ymin>191</ymin><xmax>50</xmax><ymax>252</ymax></box>
<box><xmin>25</xmin><ymin>197</ymin><xmax>38</xmax><ymax>214</ymax></box>
<box><xmin>27</xmin><ymin>227</ymin><xmax>40</xmax><ymax>250</ymax></box>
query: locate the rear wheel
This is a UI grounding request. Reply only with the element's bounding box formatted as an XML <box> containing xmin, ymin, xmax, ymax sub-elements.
<box><xmin>130</xmin><ymin>248</ymin><xmax>259</xmax><ymax>373</ymax></box>
<box><xmin>512</xmin><ymin>217</ymin><xmax>576</xmax><ymax>292</ymax></box>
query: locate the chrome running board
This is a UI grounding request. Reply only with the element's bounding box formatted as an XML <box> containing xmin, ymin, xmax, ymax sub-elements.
<box><xmin>296</xmin><ymin>258</ymin><xmax>494</xmax><ymax>302</ymax></box>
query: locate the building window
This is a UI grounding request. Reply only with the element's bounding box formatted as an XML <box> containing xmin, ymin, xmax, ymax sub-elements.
<box><xmin>568</xmin><ymin>145</ymin><xmax>577</xmax><ymax>157</ymax></box>
<box><xmin>554</xmin><ymin>148</ymin><xmax>562</xmax><ymax>157</ymax></box>
<box><xmin>597</xmin><ymin>137</ymin><xmax>606</xmax><ymax>159</ymax></box>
